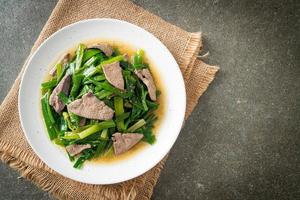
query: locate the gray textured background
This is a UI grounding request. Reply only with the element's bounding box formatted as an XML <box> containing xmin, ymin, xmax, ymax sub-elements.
<box><xmin>0</xmin><ymin>0</ymin><xmax>299</xmax><ymax>199</ymax></box>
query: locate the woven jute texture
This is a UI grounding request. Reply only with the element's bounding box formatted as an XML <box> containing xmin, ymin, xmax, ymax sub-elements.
<box><xmin>0</xmin><ymin>0</ymin><xmax>219</xmax><ymax>199</ymax></box>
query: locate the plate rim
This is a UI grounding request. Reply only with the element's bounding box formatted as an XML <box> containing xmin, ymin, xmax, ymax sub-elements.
<box><xmin>18</xmin><ymin>18</ymin><xmax>186</xmax><ymax>184</ymax></box>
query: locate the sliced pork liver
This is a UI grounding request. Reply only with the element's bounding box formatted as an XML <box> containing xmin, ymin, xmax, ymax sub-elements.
<box><xmin>49</xmin><ymin>74</ymin><xmax>71</xmax><ymax>113</ymax></box>
<box><xmin>112</xmin><ymin>132</ymin><xmax>143</xmax><ymax>155</ymax></box>
<box><xmin>88</xmin><ymin>44</ymin><xmax>113</xmax><ymax>57</ymax></box>
<box><xmin>66</xmin><ymin>144</ymin><xmax>91</xmax><ymax>156</ymax></box>
<box><xmin>102</xmin><ymin>62</ymin><xmax>124</xmax><ymax>90</ymax></box>
<box><xmin>67</xmin><ymin>92</ymin><xmax>114</xmax><ymax>120</ymax></box>
<box><xmin>49</xmin><ymin>53</ymin><xmax>70</xmax><ymax>76</ymax></box>
<box><xmin>135</xmin><ymin>68</ymin><xmax>157</xmax><ymax>101</ymax></box>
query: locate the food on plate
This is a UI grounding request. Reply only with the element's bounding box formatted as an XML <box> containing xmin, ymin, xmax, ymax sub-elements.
<box><xmin>40</xmin><ymin>42</ymin><xmax>161</xmax><ymax>168</ymax></box>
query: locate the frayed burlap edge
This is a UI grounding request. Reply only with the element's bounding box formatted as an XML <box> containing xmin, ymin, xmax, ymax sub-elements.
<box><xmin>180</xmin><ymin>32</ymin><xmax>202</xmax><ymax>75</ymax></box>
<box><xmin>186</xmin><ymin>62</ymin><xmax>220</xmax><ymax>116</ymax></box>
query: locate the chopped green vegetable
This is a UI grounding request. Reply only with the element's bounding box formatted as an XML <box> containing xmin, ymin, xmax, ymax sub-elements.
<box><xmin>100</xmin><ymin>55</ymin><xmax>124</xmax><ymax>66</ymax></box>
<box><xmin>41</xmin><ymin>93</ymin><xmax>57</xmax><ymax>140</ymax></box>
<box><xmin>115</xmin><ymin>112</ymin><xmax>130</xmax><ymax>122</ymax></box>
<box><xmin>45</xmin><ymin>91</ymin><xmax>56</xmax><ymax>124</ymax></box>
<box><xmin>56</xmin><ymin>63</ymin><xmax>63</xmax><ymax>80</ymax></box>
<box><xmin>94</xmin><ymin>75</ymin><xmax>106</xmax><ymax>81</ymax></box>
<box><xmin>127</xmin><ymin>119</ymin><xmax>146</xmax><ymax>132</ymax></box>
<box><xmin>95</xmin><ymin>90</ymin><xmax>113</xmax><ymax>99</ymax></box>
<box><xmin>99</xmin><ymin>81</ymin><xmax>131</xmax><ymax>98</ymax></box>
<box><xmin>67</xmin><ymin>151</ymin><xmax>75</xmax><ymax>161</ymax></box>
<box><xmin>41</xmin><ymin>45</ymin><xmax>160</xmax><ymax>168</ymax></box>
<box><xmin>73</xmin><ymin>148</ymin><xmax>94</xmax><ymax>169</ymax></box>
<box><xmin>63</xmin><ymin>132</ymin><xmax>79</xmax><ymax>140</ymax></box>
<box><xmin>76</xmin><ymin>55</ymin><xmax>101</xmax><ymax>73</ymax></box>
<box><xmin>75</xmin><ymin>44</ymin><xmax>86</xmax><ymax>70</ymax></box>
<box><xmin>83</xmin><ymin>49</ymin><xmax>101</xmax><ymax>63</ymax></box>
<box><xmin>41</xmin><ymin>79</ymin><xmax>57</xmax><ymax>89</ymax></box>
<box><xmin>100</xmin><ymin>129</ymin><xmax>108</xmax><ymax>140</ymax></box>
<box><xmin>77</xmin><ymin>85</ymin><xmax>91</xmax><ymax>98</ymax></box>
<box><xmin>69</xmin><ymin>112</ymin><xmax>81</xmax><ymax>127</ymax></box>
<box><xmin>114</xmin><ymin>96</ymin><xmax>125</xmax><ymax>131</ymax></box>
<box><xmin>53</xmin><ymin>138</ymin><xmax>65</xmax><ymax>146</ymax></box>
<box><xmin>131</xmin><ymin>49</ymin><xmax>146</xmax><ymax>69</ymax></box>
<box><xmin>57</xmin><ymin>92</ymin><xmax>70</xmax><ymax>104</ymax></box>
<box><xmin>94</xmin><ymin>140</ymin><xmax>108</xmax><ymax>157</ymax></box>
<box><xmin>62</xmin><ymin>112</ymin><xmax>77</xmax><ymax>131</ymax></box>
<box><xmin>59</xmin><ymin>115</ymin><xmax>68</xmax><ymax>132</ymax></box>
<box><xmin>83</xmin><ymin>66</ymin><xmax>97</xmax><ymax>77</ymax></box>
<box><xmin>141</xmin><ymin>86</ymin><xmax>148</xmax><ymax>111</ymax></box>
<box><xmin>78</xmin><ymin>121</ymin><xmax>115</xmax><ymax>139</ymax></box>
<box><xmin>70</xmin><ymin>74</ymin><xmax>84</xmax><ymax>99</ymax></box>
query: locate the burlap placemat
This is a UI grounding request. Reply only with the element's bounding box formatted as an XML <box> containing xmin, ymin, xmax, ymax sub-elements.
<box><xmin>0</xmin><ymin>0</ymin><xmax>219</xmax><ymax>199</ymax></box>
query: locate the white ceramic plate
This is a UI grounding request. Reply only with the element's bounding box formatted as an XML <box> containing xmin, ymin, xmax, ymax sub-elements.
<box><xmin>18</xmin><ymin>18</ymin><xmax>186</xmax><ymax>184</ymax></box>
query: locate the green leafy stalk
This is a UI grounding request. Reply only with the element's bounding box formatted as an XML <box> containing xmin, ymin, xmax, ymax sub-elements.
<box><xmin>85</xmin><ymin>65</ymin><xmax>103</xmax><ymax>78</ymax></box>
<box><xmin>83</xmin><ymin>56</ymin><xmax>98</xmax><ymax>68</ymax></box>
<box><xmin>62</xmin><ymin>124</ymin><xmax>93</xmax><ymax>140</ymax></box>
<box><xmin>78</xmin><ymin>121</ymin><xmax>115</xmax><ymax>139</ymax></box>
<box><xmin>67</xmin><ymin>152</ymin><xmax>75</xmax><ymax>161</ymax></box>
<box><xmin>59</xmin><ymin>115</ymin><xmax>68</xmax><ymax>132</ymax></box>
<box><xmin>76</xmin><ymin>56</ymin><xmax>98</xmax><ymax>73</ymax></box>
<box><xmin>100</xmin><ymin>129</ymin><xmax>108</xmax><ymax>140</ymax></box>
<box><xmin>69</xmin><ymin>112</ymin><xmax>81</xmax><ymax>126</ymax></box>
<box><xmin>41</xmin><ymin>79</ymin><xmax>57</xmax><ymax>89</ymax></box>
<box><xmin>83</xmin><ymin>49</ymin><xmax>101</xmax><ymax>63</ymax></box>
<box><xmin>114</xmin><ymin>96</ymin><xmax>124</xmax><ymax>114</ymax></box>
<box><xmin>94</xmin><ymin>140</ymin><xmax>108</xmax><ymax>158</ymax></box>
<box><xmin>70</xmin><ymin>74</ymin><xmax>84</xmax><ymax>99</ymax></box>
<box><xmin>85</xmin><ymin>77</ymin><xmax>103</xmax><ymax>87</ymax></box>
<box><xmin>115</xmin><ymin>112</ymin><xmax>130</xmax><ymax>122</ymax></box>
<box><xmin>66</xmin><ymin>61</ymin><xmax>76</xmax><ymax>75</ymax></box>
<box><xmin>75</xmin><ymin>44</ymin><xmax>86</xmax><ymax>70</ymax></box>
<box><xmin>131</xmin><ymin>49</ymin><xmax>145</xmax><ymax>69</ymax></box>
<box><xmin>103</xmin><ymin>145</ymin><xmax>113</xmax><ymax>157</ymax></box>
<box><xmin>83</xmin><ymin>74</ymin><xmax>106</xmax><ymax>85</ymax></box>
<box><xmin>95</xmin><ymin>90</ymin><xmax>113</xmax><ymax>99</ymax></box>
<box><xmin>57</xmin><ymin>92</ymin><xmax>70</xmax><ymax>104</ymax></box>
<box><xmin>77</xmin><ymin>85</ymin><xmax>91</xmax><ymax>98</ymax></box>
<box><xmin>100</xmin><ymin>55</ymin><xmax>124</xmax><ymax>66</ymax></box>
<box><xmin>93</xmin><ymin>75</ymin><xmax>106</xmax><ymax>82</ymax></box>
<box><xmin>94</xmin><ymin>85</ymin><xmax>102</xmax><ymax>92</ymax></box>
<box><xmin>41</xmin><ymin>93</ymin><xmax>57</xmax><ymax>140</ymax></box>
<box><xmin>63</xmin><ymin>132</ymin><xmax>80</xmax><ymax>140</ymax></box>
<box><xmin>127</xmin><ymin>119</ymin><xmax>146</xmax><ymax>132</ymax></box>
<box><xmin>114</xmin><ymin>96</ymin><xmax>125</xmax><ymax>131</ymax></box>
<box><xmin>141</xmin><ymin>87</ymin><xmax>148</xmax><ymax>111</ymax></box>
<box><xmin>56</xmin><ymin>63</ymin><xmax>63</xmax><ymax>80</ymax></box>
<box><xmin>45</xmin><ymin>91</ymin><xmax>55</xmax><ymax>124</ymax></box>
<box><xmin>146</xmin><ymin>100</ymin><xmax>159</xmax><ymax>110</ymax></box>
<box><xmin>73</xmin><ymin>156</ymin><xmax>85</xmax><ymax>168</ymax></box>
<box><xmin>57</xmin><ymin>65</ymin><xmax>69</xmax><ymax>84</ymax></box>
<box><xmin>62</xmin><ymin>112</ymin><xmax>77</xmax><ymax>131</ymax></box>
<box><xmin>73</xmin><ymin>149</ymin><xmax>94</xmax><ymax>169</ymax></box>
<box><xmin>99</xmin><ymin>81</ymin><xmax>131</xmax><ymax>98</ymax></box>
<box><xmin>83</xmin><ymin>66</ymin><xmax>97</xmax><ymax>77</ymax></box>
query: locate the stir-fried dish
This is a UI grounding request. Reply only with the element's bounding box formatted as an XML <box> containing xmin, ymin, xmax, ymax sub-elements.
<box><xmin>40</xmin><ymin>43</ymin><xmax>160</xmax><ymax>168</ymax></box>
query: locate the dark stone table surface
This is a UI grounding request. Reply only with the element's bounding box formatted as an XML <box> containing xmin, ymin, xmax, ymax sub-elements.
<box><xmin>0</xmin><ymin>0</ymin><xmax>299</xmax><ymax>199</ymax></box>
